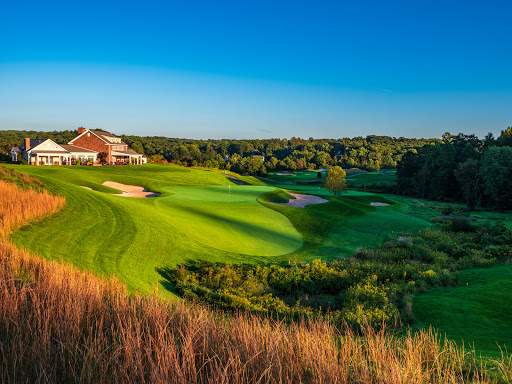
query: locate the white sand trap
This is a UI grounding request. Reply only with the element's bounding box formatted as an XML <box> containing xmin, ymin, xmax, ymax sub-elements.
<box><xmin>371</xmin><ymin>202</ymin><xmax>390</xmax><ymax>206</ymax></box>
<box><xmin>103</xmin><ymin>181</ymin><xmax>159</xmax><ymax>198</ymax></box>
<box><xmin>80</xmin><ymin>186</ymin><xmax>92</xmax><ymax>190</ymax></box>
<box><xmin>271</xmin><ymin>193</ymin><xmax>328</xmax><ymax>208</ymax></box>
<box><xmin>277</xmin><ymin>172</ymin><xmax>291</xmax><ymax>176</ymax></box>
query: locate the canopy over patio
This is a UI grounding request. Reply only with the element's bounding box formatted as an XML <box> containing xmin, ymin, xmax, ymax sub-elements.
<box><xmin>112</xmin><ymin>149</ymin><xmax>145</xmax><ymax>165</ymax></box>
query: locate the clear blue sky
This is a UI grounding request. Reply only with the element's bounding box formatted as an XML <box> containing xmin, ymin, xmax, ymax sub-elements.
<box><xmin>1</xmin><ymin>0</ymin><xmax>511</xmax><ymax>139</ymax></box>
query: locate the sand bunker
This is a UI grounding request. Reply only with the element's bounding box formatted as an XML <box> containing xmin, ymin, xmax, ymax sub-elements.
<box><xmin>271</xmin><ymin>193</ymin><xmax>328</xmax><ymax>208</ymax></box>
<box><xmin>80</xmin><ymin>186</ymin><xmax>92</xmax><ymax>190</ymax></box>
<box><xmin>103</xmin><ymin>181</ymin><xmax>159</xmax><ymax>198</ymax></box>
<box><xmin>371</xmin><ymin>202</ymin><xmax>390</xmax><ymax>206</ymax></box>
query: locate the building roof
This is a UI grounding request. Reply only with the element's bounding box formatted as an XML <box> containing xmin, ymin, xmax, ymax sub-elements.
<box><xmin>60</xmin><ymin>144</ymin><xmax>98</xmax><ymax>153</ymax></box>
<box><xmin>18</xmin><ymin>139</ymin><xmax>46</xmax><ymax>151</ymax></box>
<box><xmin>89</xmin><ymin>130</ymin><xmax>128</xmax><ymax>146</ymax></box>
<box><xmin>29</xmin><ymin>150</ymin><xmax>69</xmax><ymax>154</ymax></box>
<box><xmin>90</xmin><ymin>130</ymin><xmax>117</xmax><ymax>138</ymax></box>
<box><xmin>112</xmin><ymin>149</ymin><xmax>143</xmax><ymax>156</ymax></box>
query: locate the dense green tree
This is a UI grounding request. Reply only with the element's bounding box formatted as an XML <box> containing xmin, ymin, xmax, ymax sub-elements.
<box><xmin>324</xmin><ymin>166</ymin><xmax>346</xmax><ymax>196</ymax></box>
<box><xmin>480</xmin><ymin>147</ymin><xmax>512</xmax><ymax>211</ymax></box>
<box><xmin>497</xmin><ymin>126</ymin><xmax>512</xmax><ymax>147</ymax></box>
<box><xmin>454</xmin><ymin>159</ymin><xmax>481</xmax><ymax>210</ymax></box>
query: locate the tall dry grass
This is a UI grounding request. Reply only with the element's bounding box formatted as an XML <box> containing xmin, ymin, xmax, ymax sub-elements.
<box><xmin>0</xmin><ymin>172</ymin><xmax>510</xmax><ymax>383</ymax></box>
<box><xmin>0</xmin><ymin>179</ymin><xmax>65</xmax><ymax>239</ymax></box>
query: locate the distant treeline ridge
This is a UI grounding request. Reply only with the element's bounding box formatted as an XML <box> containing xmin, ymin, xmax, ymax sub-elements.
<box><xmin>397</xmin><ymin>128</ymin><xmax>512</xmax><ymax>211</ymax></box>
<box><xmin>1</xmin><ymin>129</ymin><xmax>434</xmax><ymax>174</ymax></box>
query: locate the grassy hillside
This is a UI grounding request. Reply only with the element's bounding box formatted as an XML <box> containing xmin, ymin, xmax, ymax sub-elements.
<box><xmin>413</xmin><ymin>265</ymin><xmax>512</xmax><ymax>357</ymax></box>
<box><xmin>5</xmin><ymin>164</ymin><xmax>435</xmax><ymax>296</ymax></box>
<box><xmin>6</xmin><ymin>165</ymin><xmax>302</xmax><ymax>294</ymax></box>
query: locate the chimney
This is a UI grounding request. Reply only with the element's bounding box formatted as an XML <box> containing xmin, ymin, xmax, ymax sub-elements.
<box><xmin>24</xmin><ymin>138</ymin><xmax>30</xmax><ymax>150</ymax></box>
<box><xmin>78</xmin><ymin>127</ymin><xmax>86</xmax><ymax>134</ymax></box>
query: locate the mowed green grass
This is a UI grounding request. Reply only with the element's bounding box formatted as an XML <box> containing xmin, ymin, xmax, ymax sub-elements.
<box><xmin>259</xmin><ymin>187</ymin><xmax>432</xmax><ymax>260</ymax></box>
<box><xmin>7</xmin><ymin>164</ymin><xmax>436</xmax><ymax>296</ymax></box>
<box><xmin>6</xmin><ymin>164</ymin><xmax>302</xmax><ymax>294</ymax></box>
<box><xmin>413</xmin><ymin>265</ymin><xmax>512</xmax><ymax>357</ymax></box>
<box><xmin>310</xmin><ymin>196</ymin><xmax>430</xmax><ymax>260</ymax></box>
<box><xmin>266</xmin><ymin>168</ymin><xmax>366</xmax><ymax>182</ymax></box>
<box><xmin>346</xmin><ymin>170</ymin><xmax>397</xmax><ymax>188</ymax></box>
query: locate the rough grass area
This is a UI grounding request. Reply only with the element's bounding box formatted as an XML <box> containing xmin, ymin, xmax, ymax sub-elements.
<box><xmin>0</xmin><ymin>178</ymin><xmax>64</xmax><ymax>239</ymax></box>
<box><xmin>1</xmin><ymin>242</ymin><xmax>511</xmax><ymax>383</ymax></box>
<box><xmin>413</xmin><ymin>265</ymin><xmax>512</xmax><ymax>357</ymax></box>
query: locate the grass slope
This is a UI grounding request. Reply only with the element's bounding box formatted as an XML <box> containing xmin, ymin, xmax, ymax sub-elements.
<box><xmin>413</xmin><ymin>265</ymin><xmax>512</xmax><ymax>357</ymax></box>
<box><xmin>346</xmin><ymin>170</ymin><xmax>397</xmax><ymax>189</ymax></box>
<box><xmin>7</xmin><ymin>165</ymin><xmax>302</xmax><ymax>294</ymax></box>
<box><xmin>6</xmin><ymin>164</ymin><xmax>437</xmax><ymax>296</ymax></box>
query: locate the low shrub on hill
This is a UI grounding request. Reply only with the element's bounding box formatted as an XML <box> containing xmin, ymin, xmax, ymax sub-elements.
<box><xmin>165</xmin><ymin>219</ymin><xmax>512</xmax><ymax>326</ymax></box>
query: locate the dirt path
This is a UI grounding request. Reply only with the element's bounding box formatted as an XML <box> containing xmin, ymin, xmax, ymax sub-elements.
<box><xmin>270</xmin><ymin>193</ymin><xmax>328</xmax><ymax>208</ymax></box>
<box><xmin>102</xmin><ymin>181</ymin><xmax>159</xmax><ymax>198</ymax></box>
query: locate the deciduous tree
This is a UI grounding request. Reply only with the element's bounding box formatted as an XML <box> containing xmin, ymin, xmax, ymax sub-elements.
<box><xmin>324</xmin><ymin>166</ymin><xmax>346</xmax><ymax>196</ymax></box>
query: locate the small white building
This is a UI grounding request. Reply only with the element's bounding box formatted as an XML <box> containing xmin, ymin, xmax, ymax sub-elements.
<box><xmin>11</xmin><ymin>138</ymin><xmax>98</xmax><ymax>165</ymax></box>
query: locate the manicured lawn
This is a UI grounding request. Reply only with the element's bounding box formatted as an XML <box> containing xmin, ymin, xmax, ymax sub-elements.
<box><xmin>266</xmin><ymin>170</ymin><xmax>324</xmax><ymax>181</ymax></box>
<box><xmin>6</xmin><ymin>164</ymin><xmax>435</xmax><ymax>297</ymax></box>
<box><xmin>7</xmin><ymin>165</ymin><xmax>302</xmax><ymax>295</ymax></box>
<box><xmin>413</xmin><ymin>265</ymin><xmax>512</xmax><ymax>357</ymax></box>
<box><xmin>346</xmin><ymin>170</ymin><xmax>397</xmax><ymax>188</ymax></box>
<box><xmin>266</xmin><ymin>168</ymin><xmax>366</xmax><ymax>182</ymax></box>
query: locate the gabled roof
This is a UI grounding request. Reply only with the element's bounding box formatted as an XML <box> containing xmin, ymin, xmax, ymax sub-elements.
<box><xmin>29</xmin><ymin>139</ymin><xmax>68</xmax><ymax>153</ymax></box>
<box><xmin>90</xmin><ymin>130</ymin><xmax>118</xmax><ymax>138</ymax></box>
<box><xmin>18</xmin><ymin>139</ymin><xmax>46</xmax><ymax>151</ymax></box>
<box><xmin>60</xmin><ymin>144</ymin><xmax>98</xmax><ymax>153</ymax></box>
<box><xmin>69</xmin><ymin>129</ymin><xmax>127</xmax><ymax>146</ymax></box>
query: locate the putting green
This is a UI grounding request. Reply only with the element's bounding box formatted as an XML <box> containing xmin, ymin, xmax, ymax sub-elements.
<box><xmin>157</xmin><ymin>185</ymin><xmax>303</xmax><ymax>256</ymax></box>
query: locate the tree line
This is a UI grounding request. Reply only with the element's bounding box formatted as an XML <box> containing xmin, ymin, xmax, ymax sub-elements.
<box><xmin>0</xmin><ymin>129</ymin><xmax>433</xmax><ymax>173</ymax></box>
<box><xmin>396</xmin><ymin>128</ymin><xmax>512</xmax><ymax>211</ymax></box>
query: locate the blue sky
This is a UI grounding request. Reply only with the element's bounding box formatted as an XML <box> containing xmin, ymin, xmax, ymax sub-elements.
<box><xmin>1</xmin><ymin>0</ymin><xmax>511</xmax><ymax>139</ymax></box>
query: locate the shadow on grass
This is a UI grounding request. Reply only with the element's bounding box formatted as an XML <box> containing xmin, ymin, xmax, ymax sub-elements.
<box><xmin>169</xmin><ymin>204</ymin><xmax>303</xmax><ymax>250</ymax></box>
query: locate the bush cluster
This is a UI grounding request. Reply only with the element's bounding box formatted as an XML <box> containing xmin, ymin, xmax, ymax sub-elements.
<box><xmin>164</xmin><ymin>219</ymin><xmax>512</xmax><ymax>326</ymax></box>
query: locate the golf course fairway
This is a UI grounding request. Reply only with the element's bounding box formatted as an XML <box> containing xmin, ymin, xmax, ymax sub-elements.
<box><xmin>7</xmin><ymin>165</ymin><xmax>302</xmax><ymax>294</ymax></box>
<box><xmin>6</xmin><ymin>164</ymin><xmax>433</xmax><ymax>296</ymax></box>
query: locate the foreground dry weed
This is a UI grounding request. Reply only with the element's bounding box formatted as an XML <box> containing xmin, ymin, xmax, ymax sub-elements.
<box><xmin>0</xmin><ymin>174</ymin><xmax>510</xmax><ymax>383</ymax></box>
<box><xmin>0</xmin><ymin>179</ymin><xmax>65</xmax><ymax>239</ymax></box>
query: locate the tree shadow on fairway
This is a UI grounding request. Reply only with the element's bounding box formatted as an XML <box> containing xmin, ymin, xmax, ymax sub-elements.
<box><xmin>169</xmin><ymin>204</ymin><xmax>303</xmax><ymax>255</ymax></box>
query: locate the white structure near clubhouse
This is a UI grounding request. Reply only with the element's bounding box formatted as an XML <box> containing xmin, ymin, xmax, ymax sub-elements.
<box><xmin>11</xmin><ymin>138</ymin><xmax>97</xmax><ymax>165</ymax></box>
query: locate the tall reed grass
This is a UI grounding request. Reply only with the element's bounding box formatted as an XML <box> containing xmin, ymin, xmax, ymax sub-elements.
<box><xmin>0</xmin><ymin>172</ymin><xmax>510</xmax><ymax>383</ymax></box>
<box><xmin>0</xmin><ymin>179</ymin><xmax>65</xmax><ymax>239</ymax></box>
